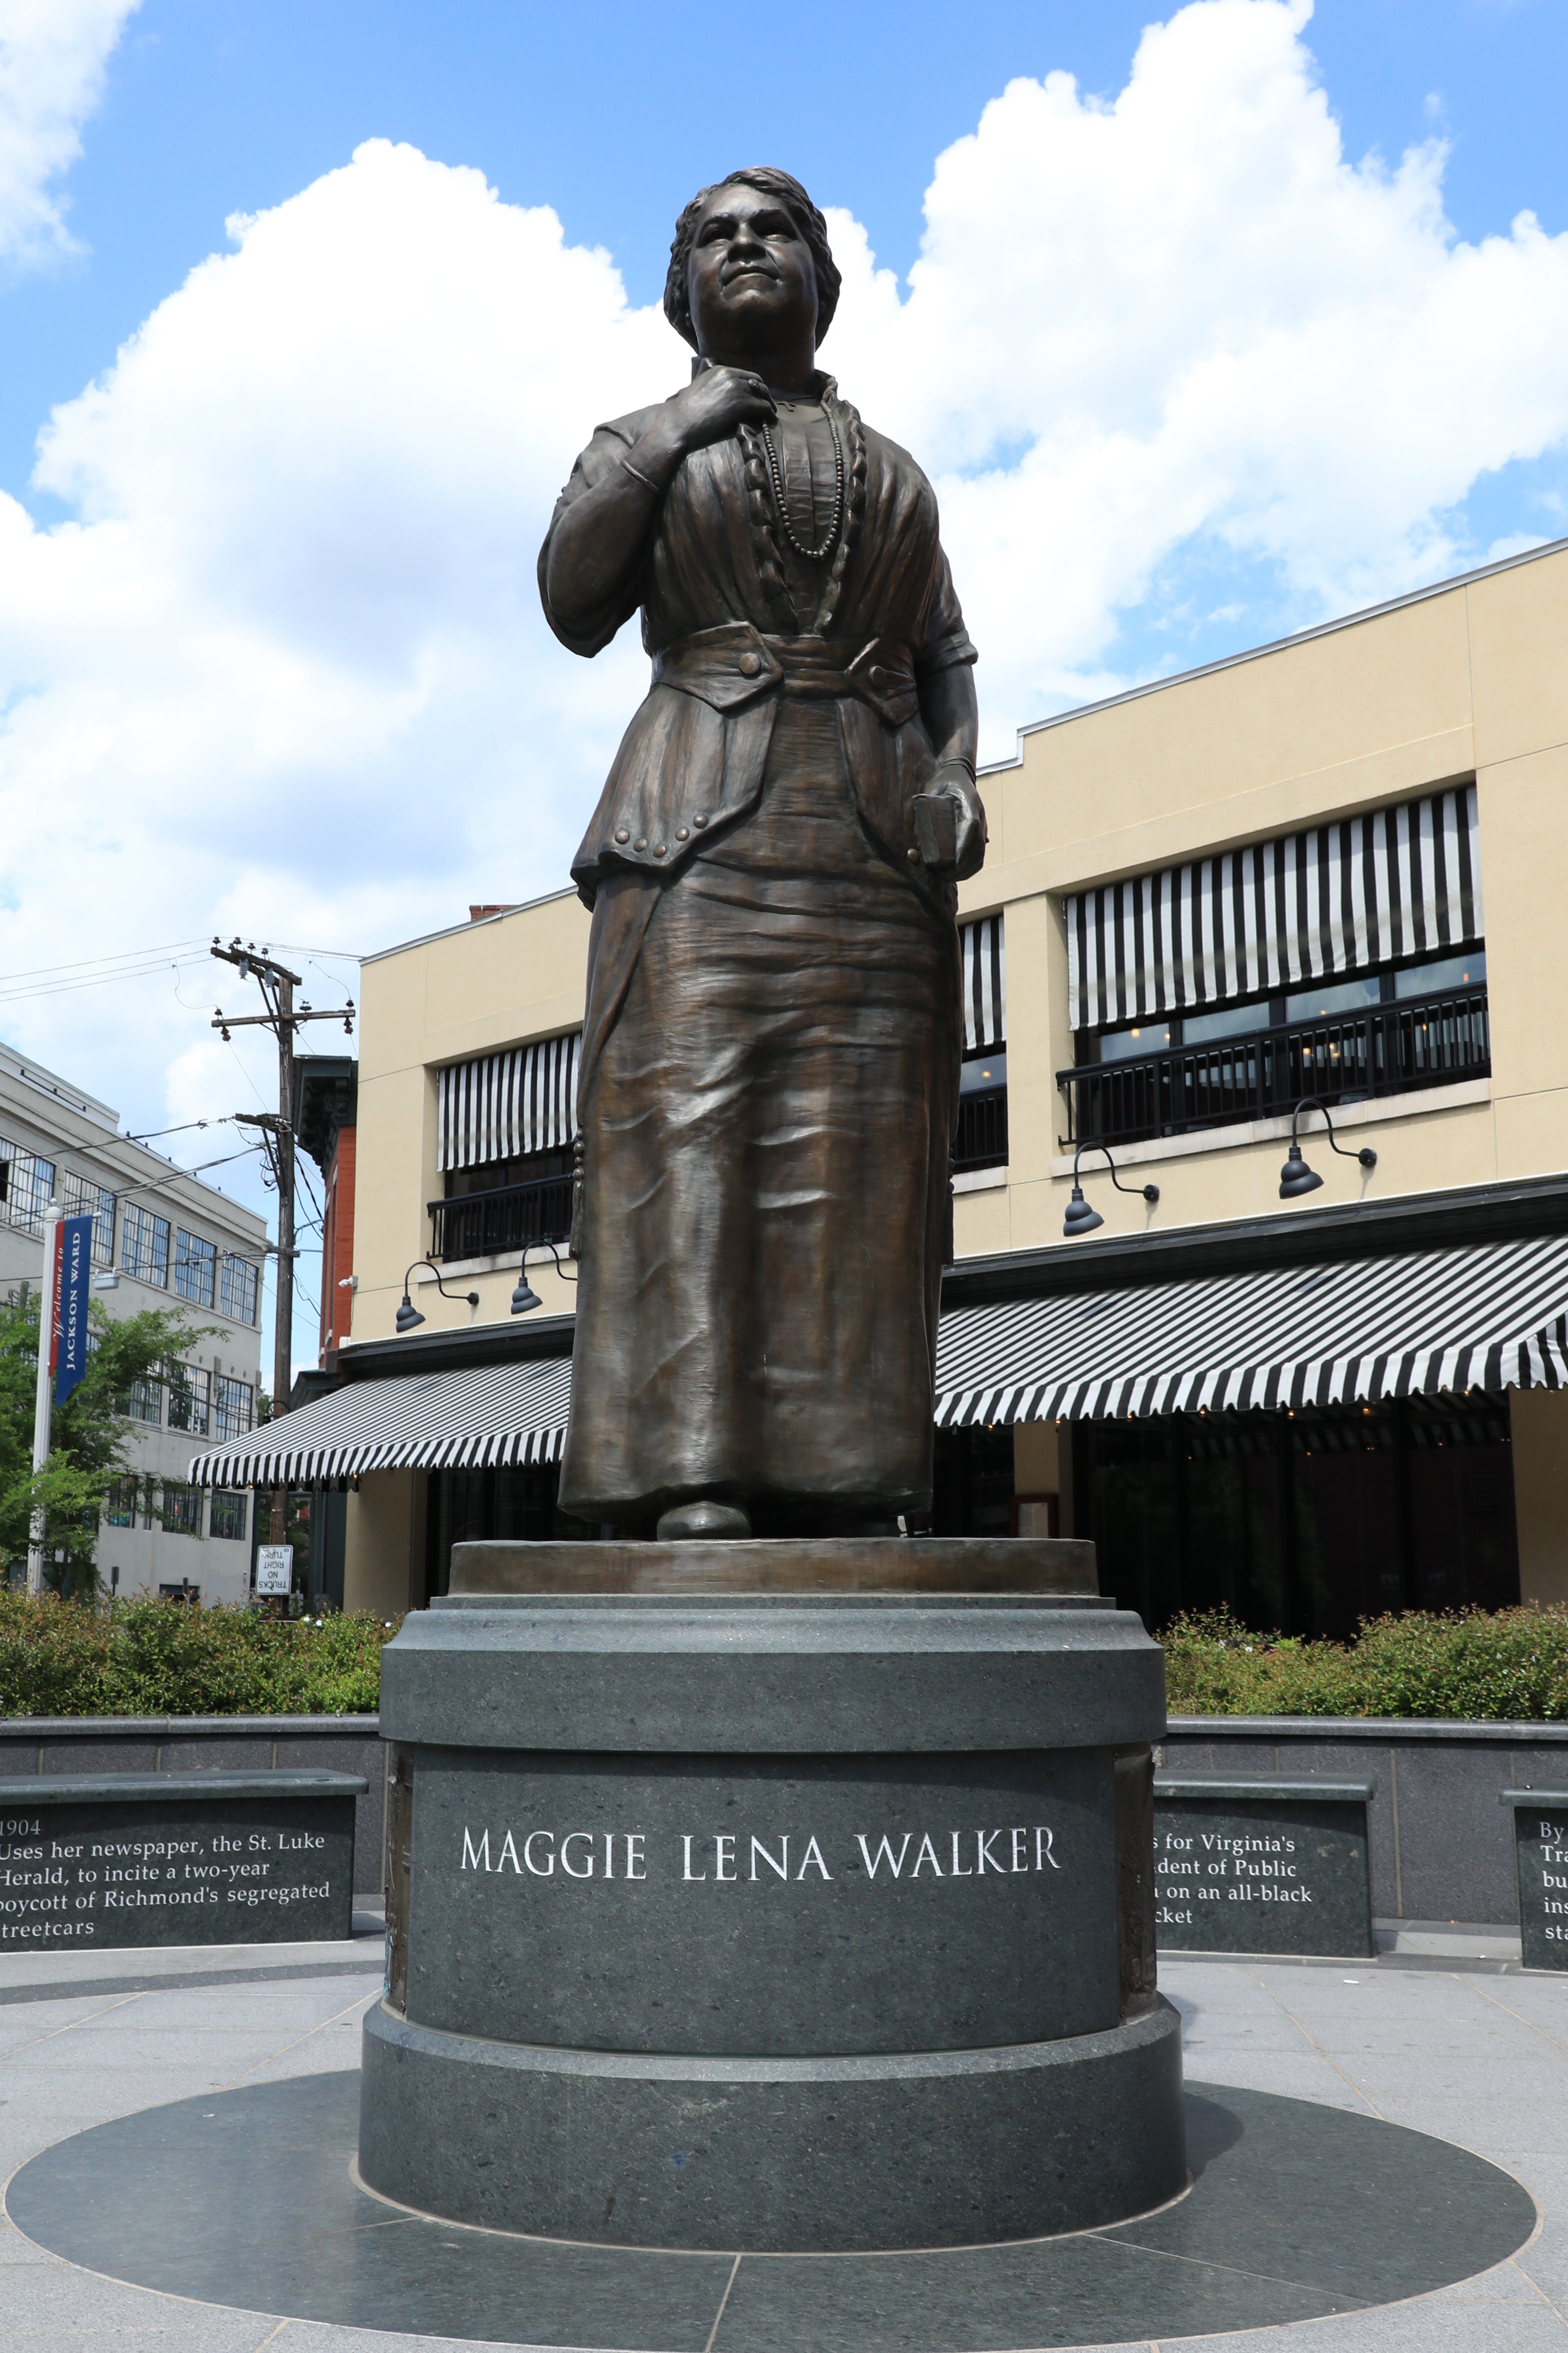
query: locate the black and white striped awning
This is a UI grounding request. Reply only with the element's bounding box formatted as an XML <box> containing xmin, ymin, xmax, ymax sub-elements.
<box><xmin>934</xmin><ymin>1233</ymin><xmax>1568</xmax><ymax>1426</ymax></box>
<box><xmin>961</xmin><ymin>915</ymin><xmax>1005</xmax><ymax>1052</ymax></box>
<box><xmin>191</xmin><ymin>1358</ymin><xmax>573</xmax><ymax>1485</ymax></box>
<box><xmin>438</xmin><ymin>1033</ymin><xmax>581</xmax><ymax>1174</ymax></box>
<box><xmin>1066</xmin><ymin>783</ymin><xmax>1482</xmax><ymax>1032</ymax></box>
<box><xmin>196</xmin><ymin>1233</ymin><xmax>1568</xmax><ymax>1484</ymax></box>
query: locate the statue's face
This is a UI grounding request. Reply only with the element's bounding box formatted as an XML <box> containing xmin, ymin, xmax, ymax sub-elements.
<box><xmin>687</xmin><ymin>182</ymin><xmax>818</xmax><ymax>357</ymax></box>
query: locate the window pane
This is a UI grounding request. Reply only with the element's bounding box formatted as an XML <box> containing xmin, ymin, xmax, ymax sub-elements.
<box><xmin>160</xmin><ymin>1483</ymin><xmax>203</xmax><ymax>1538</ymax></box>
<box><xmin>1182</xmin><ymin>1000</ymin><xmax>1271</xmax><ymax>1045</ymax></box>
<box><xmin>174</xmin><ymin>1230</ymin><xmax>217</xmax><ymax>1308</ymax></box>
<box><xmin>2</xmin><ymin>1149</ymin><xmax>53</xmax><ymax>1236</ymax></box>
<box><xmin>959</xmin><ymin>1051</ymin><xmax>1007</xmax><ymax>1096</ymax></box>
<box><xmin>120</xmin><ymin>1205</ymin><xmax>170</xmax><ymax>1286</ymax></box>
<box><xmin>166</xmin><ymin>1364</ymin><xmax>211</xmax><ymax>1437</ymax></box>
<box><xmin>102</xmin><ymin>1475</ymin><xmax>137</xmax><ymax>1529</ymax></box>
<box><xmin>1093</xmin><ymin>1021</ymin><xmax>1173</xmax><ymax>1064</ymax></box>
<box><xmin>1283</xmin><ymin>974</ymin><xmax>1383</xmax><ymax>1022</ymax></box>
<box><xmin>60</xmin><ymin>1173</ymin><xmax>117</xmax><ymax>1269</ymax></box>
<box><xmin>215</xmin><ymin>1376</ymin><xmax>254</xmax><ymax>1437</ymax></box>
<box><xmin>221</xmin><ymin>1254</ymin><xmax>260</xmax><ymax>1324</ymax></box>
<box><xmin>128</xmin><ymin>1375</ymin><xmax>163</xmax><ymax>1426</ymax></box>
<box><xmin>210</xmin><ymin>1490</ymin><xmax>248</xmax><ymax>1543</ymax></box>
<box><xmin>1395</xmin><ymin>947</ymin><xmax>1486</xmax><ymax>999</ymax></box>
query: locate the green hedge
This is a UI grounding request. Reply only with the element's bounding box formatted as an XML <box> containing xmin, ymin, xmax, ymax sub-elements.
<box><xmin>6</xmin><ymin>1594</ymin><xmax>1568</xmax><ymax>1724</ymax></box>
<box><xmin>1164</xmin><ymin>1605</ymin><xmax>1568</xmax><ymax>1721</ymax></box>
<box><xmin>0</xmin><ymin>1594</ymin><xmax>400</xmax><ymax>1719</ymax></box>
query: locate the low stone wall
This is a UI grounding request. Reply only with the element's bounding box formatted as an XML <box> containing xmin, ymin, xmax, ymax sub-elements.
<box><xmin>0</xmin><ymin>1711</ymin><xmax>1559</xmax><ymax>1923</ymax></box>
<box><xmin>1163</xmin><ymin>1717</ymin><xmax>1568</xmax><ymax>1926</ymax></box>
<box><xmin>0</xmin><ymin>1716</ymin><xmax>386</xmax><ymax>1896</ymax></box>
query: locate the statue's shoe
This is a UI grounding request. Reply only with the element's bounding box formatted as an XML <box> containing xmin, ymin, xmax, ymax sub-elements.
<box><xmin>655</xmin><ymin>1498</ymin><xmax>752</xmax><ymax>1541</ymax></box>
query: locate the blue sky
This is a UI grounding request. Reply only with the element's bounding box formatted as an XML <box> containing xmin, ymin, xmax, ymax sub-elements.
<box><xmin>6</xmin><ymin>0</ymin><xmax>1567</xmax><ymax>507</ymax></box>
<box><xmin>1</xmin><ymin>0</ymin><xmax>1566</xmax><ymax>1374</ymax></box>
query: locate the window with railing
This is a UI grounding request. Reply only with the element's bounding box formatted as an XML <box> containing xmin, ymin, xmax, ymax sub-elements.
<box><xmin>432</xmin><ymin>1146</ymin><xmax>574</xmax><ymax>1263</ymax></box>
<box><xmin>121</xmin><ymin>1203</ymin><xmax>170</xmax><ymax>1287</ymax></box>
<box><xmin>953</xmin><ymin>914</ymin><xmax>1006</xmax><ymax>1174</ymax></box>
<box><xmin>221</xmin><ymin>1252</ymin><xmax>260</xmax><ymax>1325</ymax></box>
<box><xmin>1059</xmin><ymin>948</ymin><xmax>1489</xmax><ymax>1150</ymax></box>
<box><xmin>174</xmin><ymin>1229</ymin><xmax>217</xmax><ymax>1307</ymax></box>
<box><xmin>215</xmin><ymin>1375</ymin><xmax>254</xmax><ymax>1437</ymax></box>
<box><xmin>954</xmin><ymin>1050</ymin><xmax>1008</xmax><ymax>1173</ymax></box>
<box><xmin>166</xmin><ymin>1364</ymin><xmax>211</xmax><ymax>1437</ymax></box>
<box><xmin>432</xmin><ymin>1026</ymin><xmax>581</xmax><ymax>1264</ymax></box>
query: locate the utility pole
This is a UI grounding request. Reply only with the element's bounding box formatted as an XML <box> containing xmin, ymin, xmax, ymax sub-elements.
<box><xmin>210</xmin><ymin>940</ymin><xmax>354</xmax><ymax>1552</ymax></box>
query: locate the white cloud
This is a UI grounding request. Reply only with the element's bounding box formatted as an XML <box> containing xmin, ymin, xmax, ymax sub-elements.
<box><xmin>0</xmin><ymin>0</ymin><xmax>138</xmax><ymax>267</ymax></box>
<box><xmin>3</xmin><ymin>0</ymin><xmax>1568</xmax><ymax>1382</ymax></box>
<box><xmin>823</xmin><ymin>0</ymin><xmax>1568</xmax><ymax>715</ymax></box>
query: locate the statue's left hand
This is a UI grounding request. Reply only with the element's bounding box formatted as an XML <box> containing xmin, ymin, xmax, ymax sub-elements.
<box><xmin>934</xmin><ymin>766</ymin><xmax>987</xmax><ymax>881</ymax></box>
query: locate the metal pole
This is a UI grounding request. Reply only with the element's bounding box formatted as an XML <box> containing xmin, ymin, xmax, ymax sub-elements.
<box><xmin>27</xmin><ymin>1206</ymin><xmax>62</xmax><ymax>1595</ymax></box>
<box><xmin>271</xmin><ymin>968</ymin><xmax>294</xmax><ymax>1553</ymax></box>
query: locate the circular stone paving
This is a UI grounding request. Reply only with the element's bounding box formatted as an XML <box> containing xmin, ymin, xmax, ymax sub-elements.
<box><xmin>5</xmin><ymin>2071</ymin><xmax>1536</xmax><ymax>2351</ymax></box>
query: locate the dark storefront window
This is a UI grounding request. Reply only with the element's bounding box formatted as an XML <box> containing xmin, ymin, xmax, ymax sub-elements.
<box><xmin>1075</xmin><ymin>1392</ymin><xmax>1519</xmax><ymax>1639</ymax></box>
<box><xmin>932</xmin><ymin>1424</ymin><xmax>1015</xmax><ymax>1538</ymax></box>
<box><xmin>422</xmin><ymin>1462</ymin><xmax>595</xmax><ymax>1601</ymax></box>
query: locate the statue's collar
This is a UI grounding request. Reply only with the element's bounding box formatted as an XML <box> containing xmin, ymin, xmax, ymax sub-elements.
<box><xmin>690</xmin><ymin>355</ymin><xmax>836</xmax><ymax>404</ymax></box>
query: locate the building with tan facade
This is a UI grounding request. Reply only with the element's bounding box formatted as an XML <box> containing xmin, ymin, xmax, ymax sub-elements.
<box><xmin>203</xmin><ymin>535</ymin><xmax>1568</xmax><ymax>1632</ymax></box>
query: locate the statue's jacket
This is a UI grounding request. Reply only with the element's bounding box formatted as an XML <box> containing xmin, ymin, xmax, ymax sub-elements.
<box><xmin>538</xmin><ymin>374</ymin><xmax>977</xmax><ymax>1102</ymax></box>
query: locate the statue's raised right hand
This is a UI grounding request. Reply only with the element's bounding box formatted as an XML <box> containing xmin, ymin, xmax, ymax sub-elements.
<box><xmin>638</xmin><ymin>368</ymin><xmax>777</xmax><ymax>474</ymax></box>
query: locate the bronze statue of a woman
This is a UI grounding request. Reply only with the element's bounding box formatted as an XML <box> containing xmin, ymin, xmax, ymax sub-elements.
<box><xmin>540</xmin><ymin>167</ymin><xmax>985</xmax><ymax>1541</ymax></box>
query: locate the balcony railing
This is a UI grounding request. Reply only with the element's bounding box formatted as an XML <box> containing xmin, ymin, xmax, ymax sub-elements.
<box><xmin>954</xmin><ymin>1086</ymin><xmax>1008</xmax><ymax>1174</ymax></box>
<box><xmin>429</xmin><ymin>1174</ymin><xmax>573</xmax><ymax>1263</ymax></box>
<box><xmin>1057</xmin><ymin>986</ymin><xmax>1490</xmax><ymax>1151</ymax></box>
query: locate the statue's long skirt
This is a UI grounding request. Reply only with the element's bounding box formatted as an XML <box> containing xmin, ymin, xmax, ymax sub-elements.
<box><xmin>558</xmin><ymin>698</ymin><xmax>956</xmax><ymax>1534</ymax></box>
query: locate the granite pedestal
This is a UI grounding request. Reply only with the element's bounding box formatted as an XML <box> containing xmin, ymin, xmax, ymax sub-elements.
<box><xmin>357</xmin><ymin>1538</ymin><xmax>1186</xmax><ymax>2252</ymax></box>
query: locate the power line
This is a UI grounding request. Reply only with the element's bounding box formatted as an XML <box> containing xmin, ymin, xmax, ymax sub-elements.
<box><xmin>0</xmin><ymin>956</ymin><xmax>216</xmax><ymax>1007</ymax></box>
<box><xmin>0</xmin><ymin>939</ymin><xmax>212</xmax><ymax>983</ymax></box>
<box><xmin>127</xmin><ymin>1118</ymin><xmax>231</xmax><ymax>1144</ymax></box>
<box><xmin>0</xmin><ymin>940</ymin><xmax>364</xmax><ymax>1007</ymax></box>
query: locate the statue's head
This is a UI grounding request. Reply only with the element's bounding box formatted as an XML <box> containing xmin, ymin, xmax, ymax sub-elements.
<box><xmin>665</xmin><ymin>168</ymin><xmax>841</xmax><ymax>360</ymax></box>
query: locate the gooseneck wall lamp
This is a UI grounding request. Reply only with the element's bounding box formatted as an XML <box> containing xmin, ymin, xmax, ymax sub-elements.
<box><xmin>1063</xmin><ymin>1141</ymin><xmax>1160</xmax><ymax>1238</ymax></box>
<box><xmin>511</xmin><ymin>1239</ymin><xmax>579</xmax><ymax>1316</ymax></box>
<box><xmin>396</xmin><ymin>1259</ymin><xmax>480</xmax><ymax>1334</ymax></box>
<box><xmin>1278</xmin><ymin>1098</ymin><xmax>1378</xmax><ymax>1200</ymax></box>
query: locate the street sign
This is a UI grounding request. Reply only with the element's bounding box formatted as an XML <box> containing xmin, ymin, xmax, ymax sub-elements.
<box><xmin>255</xmin><ymin>1545</ymin><xmax>293</xmax><ymax>1596</ymax></box>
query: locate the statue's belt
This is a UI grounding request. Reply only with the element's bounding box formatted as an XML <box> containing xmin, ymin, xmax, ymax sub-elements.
<box><xmin>651</xmin><ymin>625</ymin><xmax>919</xmax><ymax>728</ymax></box>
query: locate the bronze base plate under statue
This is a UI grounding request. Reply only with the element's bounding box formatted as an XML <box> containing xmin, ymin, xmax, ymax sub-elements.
<box><xmin>447</xmin><ymin>1533</ymin><xmax>1099</xmax><ymax>1598</ymax></box>
<box><xmin>358</xmin><ymin>1536</ymin><xmax>1186</xmax><ymax>2252</ymax></box>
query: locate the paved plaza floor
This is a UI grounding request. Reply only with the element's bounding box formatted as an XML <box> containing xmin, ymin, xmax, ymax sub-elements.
<box><xmin>3</xmin><ymin>1915</ymin><xmax>1567</xmax><ymax>2353</ymax></box>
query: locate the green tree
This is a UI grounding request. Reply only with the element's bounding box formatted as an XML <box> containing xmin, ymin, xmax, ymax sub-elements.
<box><xmin>0</xmin><ymin>1293</ymin><xmax>215</xmax><ymax>1597</ymax></box>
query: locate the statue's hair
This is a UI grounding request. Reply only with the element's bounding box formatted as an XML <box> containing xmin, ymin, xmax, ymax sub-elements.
<box><xmin>664</xmin><ymin>167</ymin><xmax>840</xmax><ymax>350</ymax></box>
